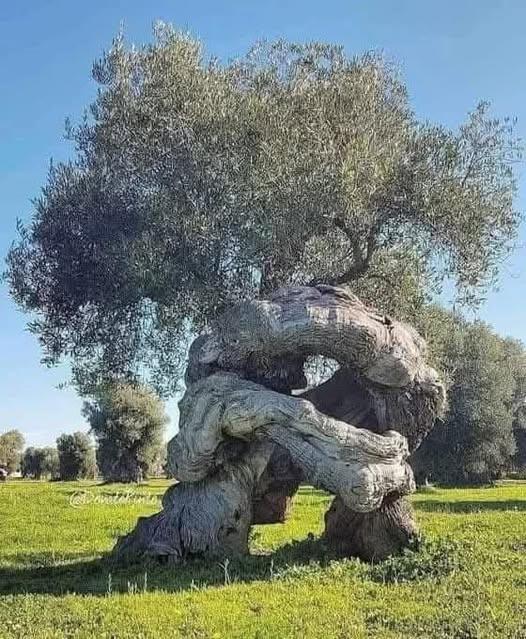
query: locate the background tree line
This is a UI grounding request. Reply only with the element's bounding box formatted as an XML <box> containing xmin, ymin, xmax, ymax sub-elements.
<box><xmin>413</xmin><ymin>308</ymin><xmax>526</xmax><ymax>485</ymax></box>
<box><xmin>1</xmin><ymin>383</ymin><xmax>168</xmax><ymax>482</ymax></box>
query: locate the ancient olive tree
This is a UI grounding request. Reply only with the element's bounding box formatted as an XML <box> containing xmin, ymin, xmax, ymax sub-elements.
<box><xmin>113</xmin><ymin>285</ymin><xmax>445</xmax><ymax>563</ymax></box>
<box><xmin>56</xmin><ymin>432</ymin><xmax>97</xmax><ymax>480</ymax></box>
<box><xmin>83</xmin><ymin>383</ymin><xmax>168</xmax><ymax>483</ymax></box>
<box><xmin>4</xmin><ymin>27</ymin><xmax>522</xmax><ymax>563</ymax></box>
<box><xmin>6</xmin><ymin>26</ymin><xmax>521</xmax><ymax>396</ymax></box>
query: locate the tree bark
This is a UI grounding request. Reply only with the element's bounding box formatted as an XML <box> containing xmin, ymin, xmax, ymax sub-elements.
<box><xmin>300</xmin><ymin>365</ymin><xmax>437</xmax><ymax>560</ymax></box>
<box><xmin>113</xmin><ymin>285</ymin><xmax>444</xmax><ymax>564</ymax></box>
<box><xmin>324</xmin><ymin>493</ymin><xmax>418</xmax><ymax>561</ymax></box>
<box><xmin>113</xmin><ymin>441</ymin><xmax>273</xmax><ymax>562</ymax></box>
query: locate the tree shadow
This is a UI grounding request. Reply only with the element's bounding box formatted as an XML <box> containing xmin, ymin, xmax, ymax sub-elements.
<box><xmin>414</xmin><ymin>500</ymin><xmax>526</xmax><ymax>513</ymax></box>
<box><xmin>0</xmin><ymin>536</ymin><xmax>337</xmax><ymax>596</ymax></box>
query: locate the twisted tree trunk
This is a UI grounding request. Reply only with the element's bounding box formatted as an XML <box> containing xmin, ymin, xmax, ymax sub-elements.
<box><xmin>113</xmin><ymin>285</ymin><xmax>444</xmax><ymax>563</ymax></box>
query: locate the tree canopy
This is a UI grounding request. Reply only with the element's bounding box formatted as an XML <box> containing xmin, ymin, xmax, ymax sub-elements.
<box><xmin>21</xmin><ymin>446</ymin><xmax>60</xmax><ymax>480</ymax></box>
<box><xmin>0</xmin><ymin>430</ymin><xmax>25</xmax><ymax>474</ymax></box>
<box><xmin>412</xmin><ymin>310</ymin><xmax>526</xmax><ymax>484</ymax></box>
<box><xmin>83</xmin><ymin>382</ymin><xmax>168</xmax><ymax>482</ymax></box>
<box><xmin>56</xmin><ymin>432</ymin><xmax>97</xmax><ymax>480</ymax></box>
<box><xmin>6</xmin><ymin>25</ymin><xmax>521</xmax><ymax>394</ymax></box>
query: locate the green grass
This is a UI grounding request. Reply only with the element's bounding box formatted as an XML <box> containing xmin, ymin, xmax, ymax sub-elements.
<box><xmin>1</xmin><ymin>480</ymin><xmax>525</xmax><ymax>638</ymax></box>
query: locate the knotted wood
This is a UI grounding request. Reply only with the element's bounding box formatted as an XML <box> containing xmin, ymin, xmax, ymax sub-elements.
<box><xmin>113</xmin><ymin>285</ymin><xmax>444</xmax><ymax>563</ymax></box>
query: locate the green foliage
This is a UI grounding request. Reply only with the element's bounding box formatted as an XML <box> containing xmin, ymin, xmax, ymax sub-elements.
<box><xmin>366</xmin><ymin>537</ymin><xmax>463</xmax><ymax>584</ymax></box>
<box><xmin>6</xmin><ymin>25</ymin><xmax>521</xmax><ymax>394</ymax></box>
<box><xmin>513</xmin><ymin>425</ymin><xmax>526</xmax><ymax>471</ymax></box>
<box><xmin>20</xmin><ymin>447</ymin><xmax>59</xmax><ymax>480</ymax></box>
<box><xmin>20</xmin><ymin>447</ymin><xmax>37</xmax><ymax>479</ymax></box>
<box><xmin>0</xmin><ymin>430</ymin><xmax>25</xmax><ymax>474</ymax></box>
<box><xmin>56</xmin><ymin>432</ymin><xmax>97</xmax><ymax>480</ymax></box>
<box><xmin>42</xmin><ymin>446</ymin><xmax>60</xmax><ymax>479</ymax></box>
<box><xmin>504</xmin><ymin>337</ymin><xmax>526</xmax><ymax>471</ymax></box>
<box><xmin>413</xmin><ymin>311</ymin><xmax>525</xmax><ymax>484</ymax></box>
<box><xmin>83</xmin><ymin>382</ymin><xmax>168</xmax><ymax>482</ymax></box>
<box><xmin>0</xmin><ymin>482</ymin><xmax>525</xmax><ymax>638</ymax></box>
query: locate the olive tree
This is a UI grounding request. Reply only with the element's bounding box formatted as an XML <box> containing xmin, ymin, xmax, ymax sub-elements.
<box><xmin>6</xmin><ymin>25</ymin><xmax>521</xmax><ymax>395</ymax></box>
<box><xmin>83</xmin><ymin>383</ymin><xmax>168</xmax><ymax>483</ymax></box>
<box><xmin>21</xmin><ymin>446</ymin><xmax>60</xmax><ymax>479</ymax></box>
<box><xmin>0</xmin><ymin>430</ymin><xmax>25</xmax><ymax>475</ymax></box>
<box><xmin>412</xmin><ymin>313</ymin><xmax>521</xmax><ymax>485</ymax></box>
<box><xmin>505</xmin><ymin>338</ymin><xmax>526</xmax><ymax>472</ymax></box>
<box><xmin>56</xmin><ymin>432</ymin><xmax>97</xmax><ymax>480</ymax></box>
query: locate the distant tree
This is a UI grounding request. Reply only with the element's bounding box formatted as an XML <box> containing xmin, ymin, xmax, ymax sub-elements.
<box><xmin>412</xmin><ymin>316</ymin><xmax>518</xmax><ymax>485</ymax></box>
<box><xmin>56</xmin><ymin>432</ymin><xmax>97</xmax><ymax>480</ymax></box>
<box><xmin>513</xmin><ymin>420</ymin><xmax>526</xmax><ymax>472</ymax></box>
<box><xmin>83</xmin><ymin>383</ymin><xmax>168</xmax><ymax>482</ymax></box>
<box><xmin>21</xmin><ymin>447</ymin><xmax>38</xmax><ymax>478</ymax></box>
<box><xmin>6</xmin><ymin>26</ymin><xmax>521</xmax><ymax>396</ymax></box>
<box><xmin>21</xmin><ymin>446</ymin><xmax>60</xmax><ymax>479</ymax></box>
<box><xmin>41</xmin><ymin>446</ymin><xmax>60</xmax><ymax>478</ymax></box>
<box><xmin>154</xmin><ymin>444</ymin><xmax>168</xmax><ymax>478</ymax></box>
<box><xmin>504</xmin><ymin>337</ymin><xmax>526</xmax><ymax>472</ymax></box>
<box><xmin>0</xmin><ymin>430</ymin><xmax>25</xmax><ymax>474</ymax></box>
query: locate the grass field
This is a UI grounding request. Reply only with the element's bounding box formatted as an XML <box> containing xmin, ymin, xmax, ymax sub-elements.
<box><xmin>1</xmin><ymin>480</ymin><xmax>525</xmax><ymax>638</ymax></box>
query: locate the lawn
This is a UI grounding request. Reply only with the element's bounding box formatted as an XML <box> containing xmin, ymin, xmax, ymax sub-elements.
<box><xmin>0</xmin><ymin>479</ymin><xmax>525</xmax><ymax>638</ymax></box>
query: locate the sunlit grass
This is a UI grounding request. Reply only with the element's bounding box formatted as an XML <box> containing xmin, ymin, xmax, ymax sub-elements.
<box><xmin>1</xmin><ymin>479</ymin><xmax>525</xmax><ymax>638</ymax></box>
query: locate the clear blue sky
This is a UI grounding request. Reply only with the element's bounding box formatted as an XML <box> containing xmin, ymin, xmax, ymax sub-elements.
<box><xmin>1</xmin><ymin>0</ymin><xmax>525</xmax><ymax>447</ymax></box>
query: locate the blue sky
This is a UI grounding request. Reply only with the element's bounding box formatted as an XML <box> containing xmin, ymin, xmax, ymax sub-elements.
<box><xmin>1</xmin><ymin>0</ymin><xmax>525</xmax><ymax>447</ymax></box>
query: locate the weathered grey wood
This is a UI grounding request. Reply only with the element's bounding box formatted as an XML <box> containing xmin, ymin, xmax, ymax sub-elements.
<box><xmin>187</xmin><ymin>285</ymin><xmax>441</xmax><ymax>392</ymax></box>
<box><xmin>113</xmin><ymin>441</ymin><xmax>274</xmax><ymax>562</ymax></box>
<box><xmin>170</xmin><ymin>372</ymin><xmax>415</xmax><ymax>511</ymax></box>
<box><xmin>324</xmin><ymin>494</ymin><xmax>418</xmax><ymax>561</ymax></box>
<box><xmin>113</xmin><ymin>285</ymin><xmax>444</xmax><ymax>564</ymax></box>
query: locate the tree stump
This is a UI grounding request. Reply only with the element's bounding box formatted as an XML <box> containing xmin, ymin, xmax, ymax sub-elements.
<box><xmin>113</xmin><ymin>285</ymin><xmax>445</xmax><ymax>563</ymax></box>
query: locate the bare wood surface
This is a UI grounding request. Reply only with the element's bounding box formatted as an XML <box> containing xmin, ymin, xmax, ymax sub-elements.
<box><xmin>113</xmin><ymin>286</ymin><xmax>444</xmax><ymax>563</ymax></box>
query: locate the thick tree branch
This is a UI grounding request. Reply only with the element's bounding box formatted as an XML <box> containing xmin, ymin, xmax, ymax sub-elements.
<box><xmin>320</xmin><ymin>215</ymin><xmax>381</xmax><ymax>286</ymax></box>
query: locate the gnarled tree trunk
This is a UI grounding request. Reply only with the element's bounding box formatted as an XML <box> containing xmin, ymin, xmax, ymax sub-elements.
<box><xmin>113</xmin><ymin>285</ymin><xmax>444</xmax><ymax>563</ymax></box>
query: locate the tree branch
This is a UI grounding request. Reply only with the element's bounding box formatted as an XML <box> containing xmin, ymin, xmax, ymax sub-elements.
<box><xmin>323</xmin><ymin>215</ymin><xmax>380</xmax><ymax>286</ymax></box>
